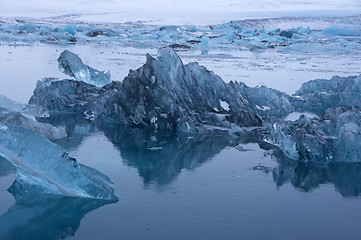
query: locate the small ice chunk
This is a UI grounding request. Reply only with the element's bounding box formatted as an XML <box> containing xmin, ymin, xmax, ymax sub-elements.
<box><xmin>147</xmin><ymin>147</ymin><xmax>163</xmax><ymax>151</ymax></box>
<box><xmin>321</xmin><ymin>27</ymin><xmax>361</xmax><ymax>37</ymax></box>
<box><xmin>256</xmin><ymin>105</ymin><xmax>271</xmax><ymax>111</ymax></box>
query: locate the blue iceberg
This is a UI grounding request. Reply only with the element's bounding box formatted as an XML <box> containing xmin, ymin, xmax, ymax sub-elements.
<box><xmin>0</xmin><ymin>122</ymin><xmax>117</xmax><ymax>201</ymax></box>
<box><xmin>265</xmin><ymin>107</ymin><xmax>361</xmax><ymax>163</ymax></box>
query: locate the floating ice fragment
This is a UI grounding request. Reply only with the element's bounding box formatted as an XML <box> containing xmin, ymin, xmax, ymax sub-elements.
<box><xmin>58</xmin><ymin>50</ymin><xmax>111</xmax><ymax>87</ymax></box>
<box><xmin>320</xmin><ymin>27</ymin><xmax>361</xmax><ymax>37</ymax></box>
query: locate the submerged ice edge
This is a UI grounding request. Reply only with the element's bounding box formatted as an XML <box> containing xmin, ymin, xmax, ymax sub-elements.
<box><xmin>0</xmin><ymin>122</ymin><xmax>117</xmax><ymax>201</ymax></box>
<box><xmin>0</xmin><ymin>15</ymin><xmax>360</xmax><ymax>54</ymax></box>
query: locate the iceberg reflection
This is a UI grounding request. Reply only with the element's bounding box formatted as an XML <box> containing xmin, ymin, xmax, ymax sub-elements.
<box><xmin>101</xmin><ymin>124</ymin><xmax>238</xmax><ymax>185</ymax></box>
<box><xmin>0</xmin><ymin>156</ymin><xmax>16</xmax><ymax>178</ymax></box>
<box><xmin>272</xmin><ymin>160</ymin><xmax>361</xmax><ymax>197</ymax></box>
<box><xmin>41</xmin><ymin>115</ymin><xmax>361</xmax><ymax>196</ymax></box>
<box><xmin>0</xmin><ymin>194</ymin><xmax>110</xmax><ymax>240</ymax></box>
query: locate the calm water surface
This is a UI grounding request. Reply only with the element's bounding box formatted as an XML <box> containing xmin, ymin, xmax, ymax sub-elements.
<box><xmin>0</xmin><ymin>44</ymin><xmax>361</xmax><ymax>239</ymax></box>
<box><xmin>1</xmin><ymin>122</ymin><xmax>361</xmax><ymax>240</ymax></box>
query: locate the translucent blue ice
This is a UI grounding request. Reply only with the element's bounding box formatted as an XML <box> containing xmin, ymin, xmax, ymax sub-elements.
<box><xmin>57</xmin><ymin>50</ymin><xmax>111</xmax><ymax>87</ymax></box>
<box><xmin>0</xmin><ymin>122</ymin><xmax>117</xmax><ymax>200</ymax></box>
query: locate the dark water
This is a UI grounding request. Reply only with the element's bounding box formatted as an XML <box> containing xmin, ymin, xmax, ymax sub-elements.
<box><xmin>1</xmin><ymin>117</ymin><xmax>361</xmax><ymax>240</ymax></box>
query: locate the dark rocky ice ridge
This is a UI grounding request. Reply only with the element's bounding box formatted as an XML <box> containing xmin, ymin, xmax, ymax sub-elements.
<box><xmin>30</xmin><ymin>48</ymin><xmax>264</xmax><ymax>132</ymax></box>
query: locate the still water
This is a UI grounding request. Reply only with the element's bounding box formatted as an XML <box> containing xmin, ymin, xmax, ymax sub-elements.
<box><xmin>2</xmin><ymin>120</ymin><xmax>361</xmax><ymax>240</ymax></box>
<box><xmin>0</xmin><ymin>44</ymin><xmax>361</xmax><ymax>239</ymax></box>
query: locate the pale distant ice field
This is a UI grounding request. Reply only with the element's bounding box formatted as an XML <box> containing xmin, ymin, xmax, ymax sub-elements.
<box><xmin>1</xmin><ymin>0</ymin><xmax>361</xmax><ymax>25</ymax></box>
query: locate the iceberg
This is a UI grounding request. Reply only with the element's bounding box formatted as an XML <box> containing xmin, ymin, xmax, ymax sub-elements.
<box><xmin>30</xmin><ymin>48</ymin><xmax>263</xmax><ymax>132</ymax></box>
<box><xmin>117</xmin><ymin>48</ymin><xmax>261</xmax><ymax>131</ymax></box>
<box><xmin>265</xmin><ymin>115</ymin><xmax>334</xmax><ymax>163</ymax></box>
<box><xmin>0</xmin><ymin>108</ymin><xmax>66</xmax><ymax>141</ymax></box>
<box><xmin>292</xmin><ymin>75</ymin><xmax>361</xmax><ymax>114</ymax></box>
<box><xmin>29</xmin><ymin>77</ymin><xmax>100</xmax><ymax>114</ymax></box>
<box><xmin>265</xmin><ymin>107</ymin><xmax>361</xmax><ymax>163</ymax></box>
<box><xmin>57</xmin><ymin>50</ymin><xmax>111</xmax><ymax>87</ymax></box>
<box><xmin>0</xmin><ymin>122</ymin><xmax>117</xmax><ymax>201</ymax></box>
<box><xmin>27</xmin><ymin>47</ymin><xmax>361</xmax><ymax>163</ymax></box>
<box><xmin>319</xmin><ymin>27</ymin><xmax>361</xmax><ymax>37</ymax></box>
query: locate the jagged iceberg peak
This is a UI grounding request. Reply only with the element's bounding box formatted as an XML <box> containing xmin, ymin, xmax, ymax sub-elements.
<box><xmin>58</xmin><ymin>50</ymin><xmax>111</xmax><ymax>87</ymax></box>
<box><xmin>0</xmin><ymin>122</ymin><xmax>117</xmax><ymax>201</ymax></box>
<box><xmin>120</xmin><ymin>47</ymin><xmax>262</xmax><ymax>131</ymax></box>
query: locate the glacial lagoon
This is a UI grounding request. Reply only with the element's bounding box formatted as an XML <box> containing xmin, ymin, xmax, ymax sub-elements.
<box><xmin>1</xmin><ymin>14</ymin><xmax>361</xmax><ymax>239</ymax></box>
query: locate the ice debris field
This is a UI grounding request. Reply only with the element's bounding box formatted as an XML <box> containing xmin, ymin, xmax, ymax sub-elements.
<box><xmin>0</xmin><ymin>15</ymin><xmax>361</xmax><ymax>54</ymax></box>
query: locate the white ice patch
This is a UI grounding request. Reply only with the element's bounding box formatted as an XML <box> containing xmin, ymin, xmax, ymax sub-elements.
<box><xmin>255</xmin><ymin>105</ymin><xmax>271</xmax><ymax>111</ymax></box>
<box><xmin>147</xmin><ymin>147</ymin><xmax>163</xmax><ymax>151</ymax></box>
<box><xmin>150</xmin><ymin>117</ymin><xmax>157</xmax><ymax>124</ymax></box>
<box><xmin>220</xmin><ymin>100</ymin><xmax>230</xmax><ymax>111</ymax></box>
<box><xmin>0</xmin><ymin>125</ymin><xmax>8</xmax><ymax>131</ymax></box>
<box><xmin>284</xmin><ymin>112</ymin><xmax>318</xmax><ymax>121</ymax></box>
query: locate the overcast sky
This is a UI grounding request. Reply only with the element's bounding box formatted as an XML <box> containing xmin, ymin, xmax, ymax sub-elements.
<box><xmin>0</xmin><ymin>0</ymin><xmax>359</xmax><ymax>24</ymax></box>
